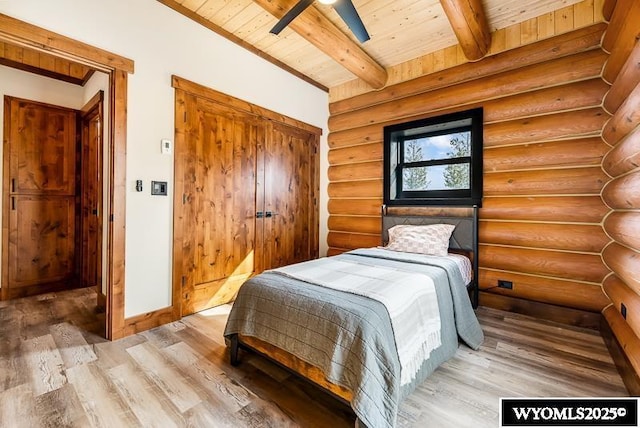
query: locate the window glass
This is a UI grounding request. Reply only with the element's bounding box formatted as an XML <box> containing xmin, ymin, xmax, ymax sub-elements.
<box><xmin>383</xmin><ymin>108</ymin><xmax>483</xmax><ymax>206</ymax></box>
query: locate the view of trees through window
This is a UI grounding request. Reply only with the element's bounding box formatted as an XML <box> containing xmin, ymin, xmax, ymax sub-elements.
<box><xmin>383</xmin><ymin>107</ymin><xmax>482</xmax><ymax>206</ymax></box>
<box><xmin>402</xmin><ymin>131</ymin><xmax>471</xmax><ymax>191</ymax></box>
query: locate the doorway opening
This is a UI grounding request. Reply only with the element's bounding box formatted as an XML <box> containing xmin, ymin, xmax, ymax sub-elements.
<box><xmin>0</xmin><ymin>13</ymin><xmax>133</xmax><ymax>339</ymax></box>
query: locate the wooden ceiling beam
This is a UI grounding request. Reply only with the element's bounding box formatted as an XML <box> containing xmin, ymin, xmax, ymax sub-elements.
<box><xmin>253</xmin><ymin>0</ymin><xmax>388</xmax><ymax>89</ymax></box>
<box><xmin>439</xmin><ymin>0</ymin><xmax>491</xmax><ymax>61</ymax></box>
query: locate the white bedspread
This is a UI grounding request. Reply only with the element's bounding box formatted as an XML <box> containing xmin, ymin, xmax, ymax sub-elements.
<box><xmin>273</xmin><ymin>257</ymin><xmax>442</xmax><ymax>386</ymax></box>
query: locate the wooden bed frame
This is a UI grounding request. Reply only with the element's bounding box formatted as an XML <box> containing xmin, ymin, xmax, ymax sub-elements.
<box><xmin>228</xmin><ymin>207</ymin><xmax>480</xmax><ymax>416</ymax></box>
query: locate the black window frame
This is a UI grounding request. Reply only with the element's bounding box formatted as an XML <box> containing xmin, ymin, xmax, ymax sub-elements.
<box><xmin>383</xmin><ymin>107</ymin><xmax>483</xmax><ymax>207</ymax></box>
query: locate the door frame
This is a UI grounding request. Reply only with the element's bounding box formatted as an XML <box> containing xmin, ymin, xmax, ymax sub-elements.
<box><xmin>80</xmin><ymin>90</ymin><xmax>105</xmax><ymax>306</ymax></box>
<box><xmin>0</xmin><ymin>13</ymin><xmax>134</xmax><ymax>340</ymax></box>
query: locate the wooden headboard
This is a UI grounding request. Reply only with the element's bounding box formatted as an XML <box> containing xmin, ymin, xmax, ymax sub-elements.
<box><xmin>381</xmin><ymin>205</ymin><xmax>479</xmax><ymax>308</ymax></box>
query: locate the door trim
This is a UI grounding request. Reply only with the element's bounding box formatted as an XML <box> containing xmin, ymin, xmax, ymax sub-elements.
<box><xmin>80</xmin><ymin>90</ymin><xmax>105</xmax><ymax>308</ymax></box>
<box><xmin>0</xmin><ymin>13</ymin><xmax>133</xmax><ymax>340</ymax></box>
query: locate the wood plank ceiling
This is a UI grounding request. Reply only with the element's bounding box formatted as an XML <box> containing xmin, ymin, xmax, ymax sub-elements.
<box><xmin>159</xmin><ymin>0</ymin><xmax>584</xmax><ymax>91</ymax></box>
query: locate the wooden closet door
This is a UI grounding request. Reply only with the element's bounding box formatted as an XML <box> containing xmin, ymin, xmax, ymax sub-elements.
<box><xmin>179</xmin><ymin>96</ymin><xmax>262</xmax><ymax>315</ymax></box>
<box><xmin>261</xmin><ymin>122</ymin><xmax>319</xmax><ymax>271</ymax></box>
<box><xmin>3</xmin><ymin>97</ymin><xmax>77</xmax><ymax>297</ymax></box>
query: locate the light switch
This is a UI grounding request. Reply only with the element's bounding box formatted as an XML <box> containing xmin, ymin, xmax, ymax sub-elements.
<box><xmin>151</xmin><ymin>181</ymin><xmax>168</xmax><ymax>196</ymax></box>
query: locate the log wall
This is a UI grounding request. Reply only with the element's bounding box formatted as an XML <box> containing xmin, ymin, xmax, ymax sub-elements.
<box><xmin>329</xmin><ymin>0</ymin><xmax>605</xmax><ymax>102</ymax></box>
<box><xmin>327</xmin><ymin>23</ymin><xmax>611</xmax><ymax>313</ymax></box>
<box><xmin>599</xmin><ymin>0</ymin><xmax>640</xmax><ymax>390</ymax></box>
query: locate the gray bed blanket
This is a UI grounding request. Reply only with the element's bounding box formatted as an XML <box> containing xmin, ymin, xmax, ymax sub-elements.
<box><xmin>223</xmin><ymin>248</ymin><xmax>484</xmax><ymax>428</ymax></box>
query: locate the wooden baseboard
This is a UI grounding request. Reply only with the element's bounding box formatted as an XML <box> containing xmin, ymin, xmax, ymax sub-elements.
<box><xmin>600</xmin><ymin>316</ymin><xmax>640</xmax><ymax>396</ymax></box>
<box><xmin>0</xmin><ymin>279</ymin><xmax>85</xmax><ymax>300</ymax></box>
<box><xmin>123</xmin><ymin>306</ymin><xmax>179</xmax><ymax>336</ymax></box>
<box><xmin>479</xmin><ymin>291</ymin><xmax>602</xmax><ymax>330</ymax></box>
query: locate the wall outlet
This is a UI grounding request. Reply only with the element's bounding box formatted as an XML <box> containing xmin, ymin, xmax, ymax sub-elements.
<box><xmin>498</xmin><ymin>280</ymin><xmax>513</xmax><ymax>290</ymax></box>
<box><xmin>621</xmin><ymin>303</ymin><xmax>627</xmax><ymax>319</ymax></box>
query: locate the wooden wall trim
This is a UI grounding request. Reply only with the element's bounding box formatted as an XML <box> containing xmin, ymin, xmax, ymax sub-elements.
<box><xmin>123</xmin><ymin>306</ymin><xmax>176</xmax><ymax>336</ymax></box>
<box><xmin>0</xmin><ymin>13</ymin><xmax>133</xmax><ymax>73</ymax></box>
<box><xmin>601</xmin><ymin>307</ymin><xmax>640</xmax><ymax>395</ymax></box>
<box><xmin>171</xmin><ymin>75</ymin><xmax>322</xmax><ymax>136</ymax></box>
<box><xmin>107</xmin><ymin>69</ymin><xmax>128</xmax><ymax>340</ymax></box>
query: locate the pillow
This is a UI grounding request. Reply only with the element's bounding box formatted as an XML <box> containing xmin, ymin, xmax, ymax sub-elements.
<box><xmin>385</xmin><ymin>224</ymin><xmax>456</xmax><ymax>257</ymax></box>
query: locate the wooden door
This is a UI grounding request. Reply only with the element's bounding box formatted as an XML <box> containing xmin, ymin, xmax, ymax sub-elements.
<box><xmin>80</xmin><ymin>93</ymin><xmax>103</xmax><ymax>297</ymax></box>
<box><xmin>178</xmin><ymin>94</ymin><xmax>262</xmax><ymax>316</ymax></box>
<box><xmin>2</xmin><ymin>97</ymin><xmax>78</xmax><ymax>299</ymax></box>
<box><xmin>260</xmin><ymin>122</ymin><xmax>319</xmax><ymax>271</ymax></box>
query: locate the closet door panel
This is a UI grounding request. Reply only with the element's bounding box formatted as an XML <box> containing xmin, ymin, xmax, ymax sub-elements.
<box><xmin>181</xmin><ymin>98</ymin><xmax>261</xmax><ymax>315</ymax></box>
<box><xmin>262</xmin><ymin>122</ymin><xmax>317</xmax><ymax>270</ymax></box>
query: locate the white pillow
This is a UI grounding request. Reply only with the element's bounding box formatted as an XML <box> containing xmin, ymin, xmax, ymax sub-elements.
<box><xmin>385</xmin><ymin>224</ymin><xmax>456</xmax><ymax>257</ymax></box>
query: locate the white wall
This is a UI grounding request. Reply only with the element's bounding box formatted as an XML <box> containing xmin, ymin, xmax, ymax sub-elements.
<box><xmin>0</xmin><ymin>0</ymin><xmax>330</xmax><ymax>317</ymax></box>
<box><xmin>0</xmin><ymin>65</ymin><xmax>86</xmax><ymax>288</ymax></box>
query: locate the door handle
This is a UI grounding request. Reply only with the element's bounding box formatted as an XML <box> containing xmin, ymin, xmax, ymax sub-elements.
<box><xmin>265</xmin><ymin>211</ymin><xmax>273</xmax><ymax>218</ymax></box>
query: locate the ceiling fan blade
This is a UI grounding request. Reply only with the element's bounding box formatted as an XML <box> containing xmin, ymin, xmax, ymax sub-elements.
<box><xmin>270</xmin><ymin>0</ymin><xmax>315</xmax><ymax>35</ymax></box>
<box><xmin>333</xmin><ymin>0</ymin><xmax>370</xmax><ymax>43</ymax></box>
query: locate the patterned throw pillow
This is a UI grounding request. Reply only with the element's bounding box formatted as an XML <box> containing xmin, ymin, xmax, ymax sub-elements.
<box><xmin>385</xmin><ymin>224</ymin><xmax>456</xmax><ymax>257</ymax></box>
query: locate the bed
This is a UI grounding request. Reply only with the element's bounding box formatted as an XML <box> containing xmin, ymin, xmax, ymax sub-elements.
<box><xmin>223</xmin><ymin>208</ymin><xmax>484</xmax><ymax>428</ymax></box>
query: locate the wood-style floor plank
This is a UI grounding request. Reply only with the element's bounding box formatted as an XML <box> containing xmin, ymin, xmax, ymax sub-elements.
<box><xmin>49</xmin><ymin>322</ymin><xmax>97</xmax><ymax>369</ymax></box>
<box><xmin>108</xmin><ymin>362</ymin><xmax>183</xmax><ymax>428</ymax></box>
<box><xmin>22</xmin><ymin>335</ymin><xmax>67</xmax><ymax>397</ymax></box>
<box><xmin>66</xmin><ymin>363</ymin><xmax>140</xmax><ymax>427</ymax></box>
<box><xmin>0</xmin><ymin>287</ymin><xmax>628</xmax><ymax>428</ymax></box>
<box><xmin>0</xmin><ymin>384</ymin><xmax>36</xmax><ymax>428</ymax></box>
<box><xmin>126</xmin><ymin>341</ymin><xmax>202</xmax><ymax>413</ymax></box>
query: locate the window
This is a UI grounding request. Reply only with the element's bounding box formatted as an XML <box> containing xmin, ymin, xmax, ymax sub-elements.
<box><xmin>383</xmin><ymin>108</ymin><xmax>483</xmax><ymax>206</ymax></box>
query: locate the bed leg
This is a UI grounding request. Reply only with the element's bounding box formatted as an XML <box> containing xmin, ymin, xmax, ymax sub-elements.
<box><xmin>229</xmin><ymin>334</ymin><xmax>240</xmax><ymax>366</ymax></box>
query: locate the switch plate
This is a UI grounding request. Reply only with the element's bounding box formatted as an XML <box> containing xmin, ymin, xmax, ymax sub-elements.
<box><xmin>161</xmin><ymin>139</ymin><xmax>172</xmax><ymax>155</ymax></box>
<box><xmin>151</xmin><ymin>181</ymin><xmax>168</xmax><ymax>196</ymax></box>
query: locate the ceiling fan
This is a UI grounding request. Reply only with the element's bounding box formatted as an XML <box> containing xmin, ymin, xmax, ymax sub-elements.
<box><xmin>270</xmin><ymin>0</ymin><xmax>371</xmax><ymax>43</ymax></box>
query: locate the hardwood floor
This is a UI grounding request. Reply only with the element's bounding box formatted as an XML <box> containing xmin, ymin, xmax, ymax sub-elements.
<box><xmin>0</xmin><ymin>287</ymin><xmax>627</xmax><ymax>427</ymax></box>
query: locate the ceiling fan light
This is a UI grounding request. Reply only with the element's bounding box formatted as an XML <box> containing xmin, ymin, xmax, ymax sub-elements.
<box><xmin>318</xmin><ymin>0</ymin><xmax>337</xmax><ymax>4</ymax></box>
